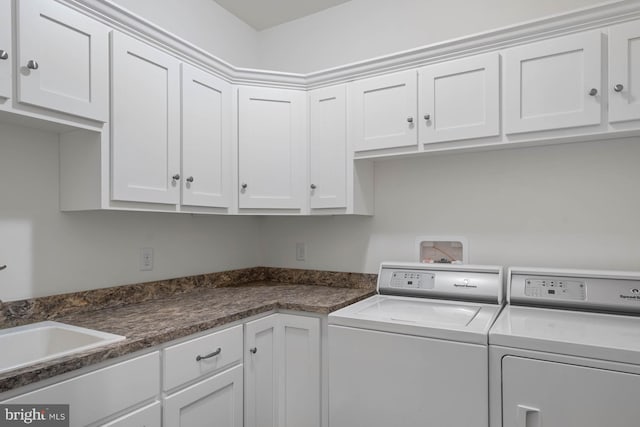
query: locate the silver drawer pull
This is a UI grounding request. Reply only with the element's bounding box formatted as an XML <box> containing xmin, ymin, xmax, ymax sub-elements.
<box><xmin>196</xmin><ymin>347</ymin><xmax>221</xmax><ymax>361</ymax></box>
<box><xmin>249</xmin><ymin>347</ymin><xmax>257</xmax><ymax>354</ymax></box>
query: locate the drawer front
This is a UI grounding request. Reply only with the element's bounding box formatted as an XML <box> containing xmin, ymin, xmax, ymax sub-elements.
<box><xmin>100</xmin><ymin>401</ymin><xmax>161</xmax><ymax>426</ymax></box>
<box><xmin>164</xmin><ymin>325</ymin><xmax>243</xmax><ymax>391</ymax></box>
<box><xmin>2</xmin><ymin>352</ymin><xmax>159</xmax><ymax>427</ymax></box>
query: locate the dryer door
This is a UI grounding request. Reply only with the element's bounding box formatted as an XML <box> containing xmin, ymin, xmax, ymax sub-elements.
<box><xmin>502</xmin><ymin>356</ymin><xmax>640</xmax><ymax>427</ymax></box>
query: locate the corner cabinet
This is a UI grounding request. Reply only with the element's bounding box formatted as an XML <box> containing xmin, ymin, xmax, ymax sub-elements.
<box><xmin>15</xmin><ymin>0</ymin><xmax>109</xmax><ymax>121</ymax></box>
<box><xmin>245</xmin><ymin>314</ymin><xmax>321</xmax><ymax>427</ymax></box>
<box><xmin>504</xmin><ymin>31</ymin><xmax>602</xmax><ymax>134</ymax></box>
<box><xmin>0</xmin><ymin>0</ymin><xmax>11</xmax><ymax>100</ymax></box>
<box><xmin>110</xmin><ymin>31</ymin><xmax>181</xmax><ymax>205</ymax></box>
<box><xmin>238</xmin><ymin>86</ymin><xmax>307</xmax><ymax>211</ymax></box>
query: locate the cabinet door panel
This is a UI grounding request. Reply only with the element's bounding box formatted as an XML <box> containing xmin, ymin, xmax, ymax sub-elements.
<box><xmin>609</xmin><ymin>20</ymin><xmax>640</xmax><ymax>123</ymax></box>
<box><xmin>111</xmin><ymin>31</ymin><xmax>180</xmax><ymax>204</ymax></box>
<box><xmin>280</xmin><ymin>315</ymin><xmax>320</xmax><ymax>427</ymax></box>
<box><xmin>164</xmin><ymin>365</ymin><xmax>243</xmax><ymax>427</ymax></box>
<box><xmin>181</xmin><ymin>64</ymin><xmax>232</xmax><ymax>208</ymax></box>
<box><xmin>0</xmin><ymin>0</ymin><xmax>10</xmax><ymax>100</ymax></box>
<box><xmin>419</xmin><ymin>53</ymin><xmax>500</xmax><ymax>143</ymax></box>
<box><xmin>504</xmin><ymin>31</ymin><xmax>602</xmax><ymax>134</ymax></box>
<box><xmin>351</xmin><ymin>70</ymin><xmax>417</xmax><ymax>152</ymax></box>
<box><xmin>245</xmin><ymin>314</ymin><xmax>279</xmax><ymax>427</ymax></box>
<box><xmin>238</xmin><ymin>87</ymin><xmax>306</xmax><ymax>209</ymax></box>
<box><xmin>16</xmin><ymin>0</ymin><xmax>108</xmax><ymax>121</ymax></box>
<box><xmin>502</xmin><ymin>356</ymin><xmax>640</xmax><ymax>427</ymax></box>
<box><xmin>309</xmin><ymin>85</ymin><xmax>347</xmax><ymax>209</ymax></box>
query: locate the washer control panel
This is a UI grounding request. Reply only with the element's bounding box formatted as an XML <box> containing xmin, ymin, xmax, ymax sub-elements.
<box><xmin>524</xmin><ymin>278</ymin><xmax>586</xmax><ymax>300</ymax></box>
<box><xmin>390</xmin><ymin>271</ymin><xmax>435</xmax><ymax>289</ymax></box>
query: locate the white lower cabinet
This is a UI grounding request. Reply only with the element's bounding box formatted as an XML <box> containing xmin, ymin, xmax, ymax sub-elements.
<box><xmin>245</xmin><ymin>313</ymin><xmax>321</xmax><ymax>427</ymax></box>
<box><xmin>1</xmin><ymin>352</ymin><xmax>160</xmax><ymax>427</ymax></box>
<box><xmin>164</xmin><ymin>365</ymin><xmax>244</xmax><ymax>427</ymax></box>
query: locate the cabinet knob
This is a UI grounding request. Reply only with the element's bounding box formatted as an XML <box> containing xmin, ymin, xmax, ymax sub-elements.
<box><xmin>26</xmin><ymin>60</ymin><xmax>39</xmax><ymax>70</ymax></box>
<box><xmin>196</xmin><ymin>347</ymin><xmax>221</xmax><ymax>362</ymax></box>
<box><xmin>310</xmin><ymin>184</ymin><xmax>317</xmax><ymax>190</ymax></box>
<box><xmin>424</xmin><ymin>114</ymin><xmax>431</xmax><ymax>121</ymax></box>
<box><xmin>186</xmin><ymin>176</ymin><xmax>194</xmax><ymax>183</ymax></box>
<box><xmin>588</xmin><ymin>88</ymin><xmax>598</xmax><ymax>96</ymax></box>
<box><xmin>406</xmin><ymin>117</ymin><xmax>414</xmax><ymax>123</ymax></box>
<box><xmin>241</xmin><ymin>183</ymin><xmax>248</xmax><ymax>190</ymax></box>
<box><xmin>0</xmin><ymin>50</ymin><xmax>8</xmax><ymax>61</ymax></box>
<box><xmin>614</xmin><ymin>84</ymin><xmax>624</xmax><ymax>93</ymax></box>
<box><xmin>249</xmin><ymin>347</ymin><xmax>257</xmax><ymax>354</ymax></box>
<box><xmin>172</xmin><ymin>174</ymin><xmax>180</xmax><ymax>181</ymax></box>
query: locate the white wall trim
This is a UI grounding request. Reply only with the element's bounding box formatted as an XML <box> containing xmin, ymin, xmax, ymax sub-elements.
<box><xmin>64</xmin><ymin>0</ymin><xmax>640</xmax><ymax>89</ymax></box>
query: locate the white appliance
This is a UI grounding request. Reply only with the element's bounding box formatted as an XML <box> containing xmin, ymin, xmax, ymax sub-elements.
<box><xmin>489</xmin><ymin>267</ymin><xmax>640</xmax><ymax>427</ymax></box>
<box><xmin>329</xmin><ymin>262</ymin><xmax>504</xmax><ymax>427</ymax></box>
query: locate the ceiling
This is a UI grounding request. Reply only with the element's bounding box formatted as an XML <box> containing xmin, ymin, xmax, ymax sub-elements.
<box><xmin>214</xmin><ymin>0</ymin><xmax>352</xmax><ymax>31</ymax></box>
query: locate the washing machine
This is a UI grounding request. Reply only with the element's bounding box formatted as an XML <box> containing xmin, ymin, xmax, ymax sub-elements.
<box><xmin>328</xmin><ymin>262</ymin><xmax>504</xmax><ymax>427</ymax></box>
<box><xmin>489</xmin><ymin>267</ymin><xmax>640</xmax><ymax>427</ymax></box>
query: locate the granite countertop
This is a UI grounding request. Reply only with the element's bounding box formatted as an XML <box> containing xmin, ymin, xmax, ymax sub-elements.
<box><xmin>0</xmin><ymin>275</ymin><xmax>375</xmax><ymax>393</ymax></box>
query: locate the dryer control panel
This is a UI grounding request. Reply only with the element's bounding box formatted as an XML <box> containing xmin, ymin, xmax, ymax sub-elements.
<box><xmin>524</xmin><ymin>278</ymin><xmax>586</xmax><ymax>300</ymax></box>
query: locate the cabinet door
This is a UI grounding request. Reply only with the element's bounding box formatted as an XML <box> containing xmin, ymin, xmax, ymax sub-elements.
<box><xmin>280</xmin><ymin>314</ymin><xmax>320</xmax><ymax>427</ymax></box>
<box><xmin>609</xmin><ymin>20</ymin><xmax>640</xmax><ymax>123</ymax></box>
<box><xmin>15</xmin><ymin>0</ymin><xmax>108</xmax><ymax>121</ymax></box>
<box><xmin>100</xmin><ymin>401</ymin><xmax>161</xmax><ymax>427</ymax></box>
<box><xmin>504</xmin><ymin>31</ymin><xmax>602</xmax><ymax>134</ymax></box>
<box><xmin>308</xmin><ymin>85</ymin><xmax>347</xmax><ymax>209</ymax></box>
<box><xmin>238</xmin><ymin>87</ymin><xmax>306</xmax><ymax>209</ymax></box>
<box><xmin>181</xmin><ymin>64</ymin><xmax>232</xmax><ymax>208</ymax></box>
<box><xmin>164</xmin><ymin>364</ymin><xmax>243</xmax><ymax>427</ymax></box>
<box><xmin>245</xmin><ymin>314</ymin><xmax>280</xmax><ymax>427</ymax></box>
<box><xmin>350</xmin><ymin>70</ymin><xmax>417</xmax><ymax>152</ymax></box>
<box><xmin>419</xmin><ymin>53</ymin><xmax>500</xmax><ymax>144</ymax></box>
<box><xmin>0</xmin><ymin>0</ymin><xmax>10</xmax><ymax>100</ymax></box>
<box><xmin>111</xmin><ymin>31</ymin><xmax>181</xmax><ymax>204</ymax></box>
<box><xmin>502</xmin><ymin>356</ymin><xmax>640</xmax><ymax>427</ymax></box>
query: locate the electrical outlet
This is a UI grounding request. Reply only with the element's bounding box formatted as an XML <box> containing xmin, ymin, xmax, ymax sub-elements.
<box><xmin>296</xmin><ymin>242</ymin><xmax>306</xmax><ymax>261</ymax></box>
<box><xmin>140</xmin><ymin>247</ymin><xmax>153</xmax><ymax>271</ymax></box>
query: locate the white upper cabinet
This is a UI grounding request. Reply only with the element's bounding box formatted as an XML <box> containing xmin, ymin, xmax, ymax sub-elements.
<box><xmin>609</xmin><ymin>20</ymin><xmax>640</xmax><ymax>123</ymax></box>
<box><xmin>111</xmin><ymin>31</ymin><xmax>181</xmax><ymax>205</ymax></box>
<box><xmin>0</xmin><ymin>0</ymin><xmax>10</xmax><ymax>100</ymax></box>
<box><xmin>350</xmin><ymin>70</ymin><xmax>418</xmax><ymax>152</ymax></box>
<box><xmin>418</xmin><ymin>53</ymin><xmax>500</xmax><ymax>144</ymax></box>
<box><xmin>308</xmin><ymin>85</ymin><xmax>347</xmax><ymax>209</ymax></box>
<box><xmin>15</xmin><ymin>0</ymin><xmax>109</xmax><ymax>121</ymax></box>
<box><xmin>238</xmin><ymin>86</ymin><xmax>307</xmax><ymax>210</ymax></box>
<box><xmin>181</xmin><ymin>64</ymin><xmax>232</xmax><ymax>208</ymax></box>
<box><xmin>504</xmin><ymin>31</ymin><xmax>602</xmax><ymax>134</ymax></box>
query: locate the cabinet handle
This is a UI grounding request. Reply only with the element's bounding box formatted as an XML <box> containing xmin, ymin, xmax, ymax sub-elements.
<box><xmin>310</xmin><ymin>184</ymin><xmax>317</xmax><ymax>190</ymax></box>
<box><xmin>241</xmin><ymin>183</ymin><xmax>248</xmax><ymax>190</ymax></box>
<box><xmin>424</xmin><ymin>114</ymin><xmax>431</xmax><ymax>121</ymax></box>
<box><xmin>195</xmin><ymin>347</ymin><xmax>221</xmax><ymax>362</ymax></box>
<box><xmin>614</xmin><ymin>84</ymin><xmax>624</xmax><ymax>92</ymax></box>
<box><xmin>588</xmin><ymin>88</ymin><xmax>598</xmax><ymax>96</ymax></box>
<box><xmin>249</xmin><ymin>347</ymin><xmax>257</xmax><ymax>354</ymax></box>
<box><xmin>172</xmin><ymin>174</ymin><xmax>180</xmax><ymax>181</ymax></box>
<box><xmin>26</xmin><ymin>60</ymin><xmax>39</xmax><ymax>70</ymax></box>
<box><xmin>406</xmin><ymin>117</ymin><xmax>414</xmax><ymax>123</ymax></box>
<box><xmin>0</xmin><ymin>50</ymin><xmax>8</xmax><ymax>60</ymax></box>
<box><xmin>0</xmin><ymin>265</ymin><xmax>6</xmax><ymax>271</ymax></box>
<box><xmin>186</xmin><ymin>176</ymin><xmax>194</xmax><ymax>183</ymax></box>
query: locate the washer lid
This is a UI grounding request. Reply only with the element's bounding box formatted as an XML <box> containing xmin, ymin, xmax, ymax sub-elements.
<box><xmin>329</xmin><ymin>294</ymin><xmax>502</xmax><ymax>345</ymax></box>
<box><xmin>490</xmin><ymin>305</ymin><xmax>640</xmax><ymax>365</ymax></box>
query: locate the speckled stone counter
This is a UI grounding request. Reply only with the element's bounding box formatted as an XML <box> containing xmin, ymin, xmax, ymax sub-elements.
<box><xmin>0</xmin><ymin>268</ymin><xmax>376</xmax><ymax>394</ymax></box>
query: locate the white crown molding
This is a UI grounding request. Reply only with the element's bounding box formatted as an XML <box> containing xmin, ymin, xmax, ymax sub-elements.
<box><xmin>62</xmin><ymin>0</ymin><xmax>640</xmax><ymax>90</ymax></box>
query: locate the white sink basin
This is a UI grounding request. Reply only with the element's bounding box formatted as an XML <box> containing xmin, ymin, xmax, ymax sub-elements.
<box><xmin>0</xmin><ymin>321</ymin><xmax>125</xmax><ymax>374</ymax></box>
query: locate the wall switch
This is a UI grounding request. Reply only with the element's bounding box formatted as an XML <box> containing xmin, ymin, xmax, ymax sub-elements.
<box><xmin>140</xmin><ymin>247</ymin><xmax>153</xmax><ymax>271</ymax></box>
<box><xmin>295</xmin><ymin>242</ymin><xmax>306</xmax><ymax>261</ymax></box>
